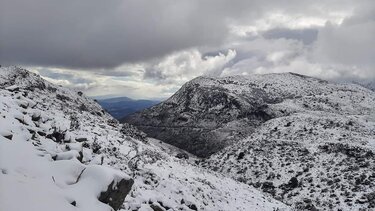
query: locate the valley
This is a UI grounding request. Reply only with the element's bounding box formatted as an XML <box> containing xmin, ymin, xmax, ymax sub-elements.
<box><xmin>1</xmin><ymin>66</ymin><xmax>375</xmax><ymax>210</ymax></box>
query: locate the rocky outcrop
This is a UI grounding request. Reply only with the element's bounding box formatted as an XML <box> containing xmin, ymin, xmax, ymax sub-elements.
<box><xmin>124</xmin><ymin>76</ymin><xmax>276</xmax><ymax>157</ymax></box>
<box><xmin>124</xmin><ymin>73</ymin><xmax>339</xmax><ymax>157</ymax></box>
<box><xmin>99</xmin><ymin>177</ymin><xmax>134</xmax><ymax>211</ymax></box>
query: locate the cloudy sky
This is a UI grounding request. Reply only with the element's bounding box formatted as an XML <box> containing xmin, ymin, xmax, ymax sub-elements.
<box><xmin>1</xmin><ymin>0</ymin><xmax>374</xmax><ymax>99</ymax></box>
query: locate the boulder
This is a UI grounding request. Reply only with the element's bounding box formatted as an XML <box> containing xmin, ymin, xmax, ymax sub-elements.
<box><xmin>98</xmin><ymin>177</ymin><xmax>134</xmax><ymax>211</ymax></box>
<box><xmin>46</xmin><ymin>130</ymin><xmax>65</xmax><ymax>143</ymax></box>
<box><xmin>31</xmin><ymin>114</ymin><xmax>41</xmax><ymax>122</ymax></box>
<box><xmin>3</xmin><ymin>134</ymin><xmax>13</xmax><ymax>140</ymax></box>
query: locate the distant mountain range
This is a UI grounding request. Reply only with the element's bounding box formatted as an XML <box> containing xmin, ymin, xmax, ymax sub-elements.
<box><xmin>96</xmin><ymin>96</ymin><xmax>159</xmax><ymax>120</ymax></box>
<box><xmin>357</xmin><ymin>81</ymin><xmax>375</xmax><ymax>92</ymax></box>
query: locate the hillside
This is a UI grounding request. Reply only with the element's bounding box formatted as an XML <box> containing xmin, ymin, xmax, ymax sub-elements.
<box><xmin>96</xmin><ymin>97</ymin><xmax>159</xmax><ymax>120</ymax></box>
<box><xmin>356</xmin><ymin>81</ymin><xmax>375</xmax><ymax>92</ymax></box>
<box><xmin>124</xmin><ymin>73</ymin><xmax>370</xmax><ymax>157</ymax></box>
<box><xmin>125</xmin><ymin>72</ymin><xmax>375</xmax><ymax>210</ymax></box>
<box><xmin>201</xmin><ymin>80</ymin><xmax>375</xmax><ymax>209</ymax></box>
<box><xmin>0</xmin><ymin>67</ymin><xmax>289</xmax><ymax>211</ymax></box>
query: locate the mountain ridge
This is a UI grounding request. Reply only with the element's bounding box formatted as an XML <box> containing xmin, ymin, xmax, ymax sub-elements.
<box><xmin>97</xmin><ymin>96</ymin><xmax>159</xmax><ymax>120</ymax></box>
<box><xmin>124</xmin><ymin>72</ymin><xmax>356</xmax><ymax>157</ymax></box>
<box><xmin>124</xmin><ymin>70</ymin><xmax>375</xmax><ymax>210</ymax></box>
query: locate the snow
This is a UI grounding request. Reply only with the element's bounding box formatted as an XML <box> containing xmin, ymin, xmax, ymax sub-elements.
<box><xmin>0</xmin><ymin>136</ymin><xmax>77</xmax><ymax>211</ymax></box>
<box><xmin>198</xmin><ymin>73</ymin><xmax>375</xmax><ymax>210</ymax></box>
<box><xmin>0</xmin><ymin>67</ymin><xmax>289</xmax><ymax>211</ymax></box>
<box><xmin>127</xmin><ymin>71</ymin><xmax>375</xmax><ymax>209</ymax></box>
<box><xmin>0</xmin><ymin>133</ymin><xmax>130</xmax><ymax>211</ymax></box>
<box><xmin>55</xmin><ymin>150</ymin><xmax>81</xmax><ymax>161</ymax></box>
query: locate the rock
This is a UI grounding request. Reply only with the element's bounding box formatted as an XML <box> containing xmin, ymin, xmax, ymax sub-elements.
<box><xmin>82</xmin><ymin>142</ymin><xmax>90</xmax><ymax>148</ymax></box>
<box><xmin>53</xmin><ymin>150</ymin><xmax>81</xmax><ymax>162</ymax></box>
<box><xmin>98</xmin><ymin>177</ymin><xmax>134</xmax><ymax>211</ymax></box>
<box><xmin>176</xmin><ymin>152</ymin><xmax>189</xmax><ymax>159</ymax></box>
<box><xmin>70</xmin><ymin>201</ymin><xmax>76</xmax><ymax>207</ymax></box>
<box><xmin>261</xmin><ymin>181</ymin><xmax>276</xmax><ymax>195</ymax></box>
<box><xmin>3</xmin><ymin>134</ymin><xmax>13</xmax><ymax>140</ymax></box>
<box><xmin>79</xmin><ymin>103</ymin><xmax>88</xmax><ymax>112</ymax></box>
<box><xmin>91</xmin><ymin>111</ymin><xmax>102</xmax><ymax>116</ymax></box>
<box><xmin>46</xmin><ymin>131</ymin><xmax>65</xmax><ymax>143</ymax></box>
<box><xmin>366</xmin><ymin>192</ymin><xmax>375</xmax><ymax>208</ymax></box>
<box><xmin>31</xmin><ymin>114</ymin><xmax>41</xmax><ymax>122</ymax></box>
<box><xmin>107</xmin><ymin>119</ymin><xmax>118</xmax><ymax>127</ymax></box>
<box><xmin>150</xmin><ymin>203</ymin><xmax>165</xmax><ymax>211</ymax></box>
<box><xmin>305</xmin><ymin>203</ymin><xmax>318</xmax><ymax>211</ymax></box>
<box><xmin>47</xmin><ymin>86</ymin><xmax>57</xmax><ymax>92</ymax></box>
<box><xmin>288</xmin><ymin>177</ymin><xmax>299</xmax><ymax>189</ymax></box>
<box><xmin>187</xmin><ymin>204</ymin><xmax>198</xmax><ymax>211</ymax></box>
<box><xmin>5</xmin><ymin>85</ymin><xmax>20</xmax><ymax>92</ymax></box>
<box><xmin>75</xmin><ymin>138</ymin><xmax>88</xmax><ymax>142</ymax></box>
<box><xmin>237</xmin><ymin>151</ymin><xmax>245</xmax><ymax>160</ymax></box>
<box><xmin>56</xmin><ymin>94</ymin><xmax>71</xmax><ymax>102</ymax></box>
<box><xmin>15</xmin><ymin>116</ymin><xmax>27</xmax><ymax>124</ymax></box>
<box><xmin>37</xmin><ymin>131</ymin><xmax>46</xmax><ymax>136</ymax></box>
<box><xmin>91</xmin><ymin>141</ymin><xmax>101</xmax><ymax>154</ymax></box>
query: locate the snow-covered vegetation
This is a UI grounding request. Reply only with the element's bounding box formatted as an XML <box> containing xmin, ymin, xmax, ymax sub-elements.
<box><xmin>3</xmin><ymin>66</ymin><xmax>374</xmax><ymax>210</ymax></box>
<box><xmin>127</xmin><ymin>72</ymin><xmax>375</xmax><ymax>210</ymax></box>
<box><xmin>196</xmin><ymin>74</ymin><xmax>375</xmax><ymax>210</ymax></box>
<box><xmin>0</xmin><ymin>67</ymin><xmax>288</xmax><ymax>211</ymax></box>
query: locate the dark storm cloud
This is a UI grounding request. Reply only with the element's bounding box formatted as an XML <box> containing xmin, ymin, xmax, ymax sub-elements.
<box><xmin>0</xmin><ymin>0</ymin><xmax>359</xmax><ymax>69</ymax></box>
<box><xmin>0</xmin><ymin>0</ymin><xmax>228</xmax><ymax>69</ymax></box>
<box><xmin>2</xmin><ymin>0</ymin><xmax>375</xmax><ymax>100</ymax></box>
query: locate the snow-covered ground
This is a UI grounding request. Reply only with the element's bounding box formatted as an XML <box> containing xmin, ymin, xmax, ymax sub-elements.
<box><xmin>199</xmin><ymin>73</ymin><xmax>375</xmax><ymax>210</ymax></box>
<box><xmin>0</xmin><ymin>67</ymin><xmax>289</xmax><ymax>211</ymax></box>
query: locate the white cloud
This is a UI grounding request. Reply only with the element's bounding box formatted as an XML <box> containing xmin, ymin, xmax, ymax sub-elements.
<box><xmin>229</xmin><ymin>8</ymin><xmax>351</xmax><ymax>37</ymax></box>
<box><xmin>144</xmin><ymin>49</ymin><xmax>237</xmax><ymax>84</ymax></box>
<box><xmin>27</xmin><ymin>49</ymin><xmax>237</xmax><ymax>99</ymax></box>
<box><xmin>314</xmin><ymin>21</ymin><xmax>375</xmax><ymax>68</ymax></box>
<box><xmin>20</xmin><ymin>0</ymin><xmax>375</xmax><ymax>98</ymax></box>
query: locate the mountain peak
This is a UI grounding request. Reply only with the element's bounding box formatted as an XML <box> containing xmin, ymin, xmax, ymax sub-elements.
<box><xmin>124</xmin><ymin>72</ymin><xmax>374</xmax><ymax>157</ymax></box>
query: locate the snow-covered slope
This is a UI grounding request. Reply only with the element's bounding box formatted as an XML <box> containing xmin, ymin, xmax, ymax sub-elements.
<box><xmin>356</xmin><ymin>80</ymin><xmax>375</xmax><ymax>92</ymax></box>
<box><xmin>0</xmin><ymin>67</ymin><xmax>288</xmax><ymax>211</ymax></box>
<box><xmin>125</xmin><ymin>73</ymin><xmax>374</xmax><ymax>158</ymax></box>
<box><xmin>127</xmin><ymin>72</ymin><xmax>375</xmax><ymax>210</ymax></box>
<box><xmin>196</xmin><ymin>74</ymin><xmax>375</xmax><ymax>210</ymax></box>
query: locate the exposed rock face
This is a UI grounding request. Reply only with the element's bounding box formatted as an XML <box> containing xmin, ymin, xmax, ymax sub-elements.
<box><xmin>124</xmin><ymin>73</ymin><xmax>333</xmax><ymax>157</ymax></box>
<box><xmin>124</xmin><ymin>77</ymin><xmax>275</xmax><ymax>157</ymax></box>
<box><xmin>99</xmin><ymin>178</ymin><xmax>134</xmax><ymax>211</ymax></box>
